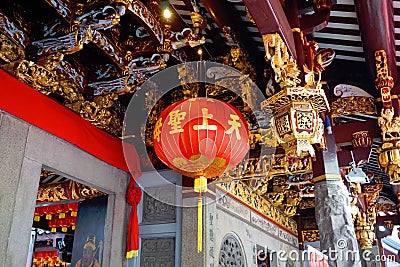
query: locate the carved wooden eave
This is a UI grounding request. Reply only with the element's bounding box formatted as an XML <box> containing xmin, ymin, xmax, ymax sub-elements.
<box><xmin>0</xmin><ymin>12</ymin><xmax>29</xmax><ymax>48</ymax></box>
<box><xmin>0</xmin><ymin>12</ymin><xmax>28</xmax><ymax>63</ymax></box>
<box><xmin>42</xmin><ymin>0</ymin><xmax>75</xmax><ymax>22</ymax></box>
<box><xmin>30</xmin><ymin>27</ymin><xmax>125</xmax><ymax>69</ymax></box>
<box><xmin>127</xmin><ymin>0</ymin><xmax>163</xmax><ymax>45</ymax></box>
<box><xmin>218</xmin><ymin>181</ymin><xmax>298</xmax><ymax>235</ymax></box>
<box><xmin>40</xmin><ymin>0</ymin><xmax>164</xmax><ymax>48</ymax></box>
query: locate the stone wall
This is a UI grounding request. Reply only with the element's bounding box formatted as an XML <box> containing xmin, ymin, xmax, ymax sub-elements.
<box><xmin>179</xmin><ymin>187</ymin><xmax>301</xmax><ymax>267</ymax></box>
<box><xmin>213</xmin><ymin>188</ymin><xmax>301</xmax><ymax>267</ymax></box>
<box><xmin>0</xmin><ymin>110</ymin><xmax>129</xmax><ymax>267</ymax></box>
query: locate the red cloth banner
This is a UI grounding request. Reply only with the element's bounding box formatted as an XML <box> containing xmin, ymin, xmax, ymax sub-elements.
<box><xmin>0</xmin><ymin>69</ymin><xmax>141</xmax><ymax>177</ymax></box>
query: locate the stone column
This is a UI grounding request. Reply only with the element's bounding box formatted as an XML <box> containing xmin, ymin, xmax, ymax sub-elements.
<box><xmin>315</xmin><ymin>181</ymin><xmax>361</xmax><ymax>267</ymax></box>
<box><xmin>0</xmin><ymin>112</ymin><xmax>42</xmax><ymax>267</ymax></box>
<box><xmin>313</xmin><ymin>134</ymin><xmax>361</xmax><ymax>267</ymax></box>
<box><xmin>181</xmin><ymin>192</ymin><xmax>216</xmax><ymax>267</ymax></box>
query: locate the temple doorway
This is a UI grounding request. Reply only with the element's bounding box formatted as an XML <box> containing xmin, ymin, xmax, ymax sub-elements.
<box><xmin>27</xmin><ymin>168</ymin><xmax>108</xmax><ymax>267</ymax></box>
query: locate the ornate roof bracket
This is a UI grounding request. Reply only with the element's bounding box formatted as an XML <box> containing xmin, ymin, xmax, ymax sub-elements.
<box><xmin>90</xmin><ymin>53</ymin><xmax>167</xmax><ymax>95</ymax></box>
<box><xmin>91</xmin><ymin>30</ymin><xmax>125</xmax><ymax>67</ymax></box>
<box><xmin>31</xmin><ymin>26</ymin><xmax>93</xmax><ymax>56</ymax></box>
<box><xmin>375</xmin><ymin>50</ymin><xmax>400</xmax><ymax>184</ymax></box>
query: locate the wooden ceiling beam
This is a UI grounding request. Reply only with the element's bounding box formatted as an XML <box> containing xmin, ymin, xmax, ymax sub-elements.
<box><xmin>200</xmin><ymin>0</ymin><xmax>265</xmax><ymax>70</ymax></box>
<box><xmin>354</xmin><ymin>0</ymin><xmax>399</xmax><ymax>92</ymax></box>
<box><xmin>242</xmin><ymin>0</ymin><xmax>297</xmax><ymax>60</ymax></box>
<box><xmin>332</xmin><ymin>120</ymin><xmax>381</xmax><ymax>144</ymax></box>
<box><xmin>337</xmin><ymin>147</ymin><xmax>372</xmax><ymax>167</ymax></box>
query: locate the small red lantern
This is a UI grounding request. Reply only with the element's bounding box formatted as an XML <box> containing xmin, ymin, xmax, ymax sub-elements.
<box><xmin>48</xmin><ymin>217</ymin><xmax>59</xmax><ymax>233</ymax></box>
<box><xmin>34</xmin><ymin>207</ymin><xmax>44</xmax><ymax>222</ymax></box>
<box><xmin>153</xmin><ymin>97</ymin><xmax>249</xmax><ymax>252</ymax></box>
<box><xmin>67</xmin><ymin>215</ymin><xmax>77</xmax><ymax>230</ymax></box>
<box><xmin>67</xmin><ymin>202</ymin><xmax>78</xmax><ymax>217</ymax></box>
<box><xmin>55</xmin><ymin>204</ymin><xmax>66</xmax><ymax>219</ymax></box>
<box><xmin>59</xmin><ymin>217</ymin><xmax>68</xmax><ymax>232</ymax></box>
<box><xmin>42</xmin><ymin>206</ymin><xmax>53</xmax><ymax>220</ymax></box>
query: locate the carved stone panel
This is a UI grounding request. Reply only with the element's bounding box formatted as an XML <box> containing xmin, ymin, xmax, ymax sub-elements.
<box><xmin>218</xmin><ymin>234</ymin><xmax>246</xmax><ymax>267</ymax></box>
<box><xmin>140</xmin><ymin>237</ymin><xmax>175</xmax><ymax>267</ymax></box>
<box><xmin>142</xmin><ymin>192</ymin><xmax>176</xmax><ymax>224</ymax></box>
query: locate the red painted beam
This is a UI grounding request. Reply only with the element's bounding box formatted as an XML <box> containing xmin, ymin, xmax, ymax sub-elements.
<box><xmin>284</xmin><ymin>0</ymin><xmax>305</xmax><ymax>67</ymax></box>
<box><xmin>243</xmin><ymin>0</ymin><xmax>297</xmax><ymax>60</ymax></box>
<box><xmin>354</xmin><ymin>0</ymin><xmax>399</xmax><ymax>92</ymax></box>
<box><xmin>299</xmin><ymin>8</ymin><xmax>330</xmax><ymax>34</ymax></box>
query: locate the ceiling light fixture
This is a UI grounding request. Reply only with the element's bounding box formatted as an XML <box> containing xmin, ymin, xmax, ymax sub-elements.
<box><xmin>163</xmin><ymin>8</ymin><xmax>172</xmax><ymax>19</ymax></box>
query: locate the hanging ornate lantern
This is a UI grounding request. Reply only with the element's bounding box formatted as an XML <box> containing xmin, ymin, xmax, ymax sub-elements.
<box><xmin>153</xmin><ymin>97</ymin><xmax>249</xmax><ymax>252</ymax></box>
<box><xmin>262</xmin><ymin>87</ymin><xmax>329</xmax><ymax>158</ymax></box>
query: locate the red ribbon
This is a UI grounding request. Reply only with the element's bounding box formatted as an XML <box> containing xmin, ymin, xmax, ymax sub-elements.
<box><xmin>126</xmin><ymin>178</ymin><xmax>142</xmax><ymax>258</ymax></box>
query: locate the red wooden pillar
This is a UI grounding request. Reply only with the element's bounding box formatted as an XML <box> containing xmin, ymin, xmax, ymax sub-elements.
<box><xmin>354</xmin><ymin>0</ymin><xmax>399</xmax><ymax>93</ymax></box>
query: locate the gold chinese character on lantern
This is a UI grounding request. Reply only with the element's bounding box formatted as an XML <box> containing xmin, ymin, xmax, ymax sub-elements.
<box><xmin>154</xmin><ymin>118</ymin><xmax>163</xmax><ymax>142</ymax></box>
<box><xmin>168</xmin><ymin>110</ymin><xmax>187</xmax><ymax>134</ymax></box>
<box><xmin>193</xmin><ymin>108</ymin><xmax>217</xmax><ymax>131</ymax></box>
<box><xmin>226</xmin><ymin>114</ymin><xmax>242</xmax><ymax>140</ymax></box>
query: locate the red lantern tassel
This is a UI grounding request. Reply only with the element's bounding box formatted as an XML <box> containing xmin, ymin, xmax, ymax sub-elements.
<box><xmin>126</xmin><ymin>178</ymin><xmax>142</xmax><ymax>258</ymax></box>
<box><xmin>198</xmin><ymin>194</ymin><xmax>203</xmax><ymax>253</ymax></box>
<box><xmin>194</xmin><ymin>176</ymin><xmax>207</xmax><ymax>253</ymax></box>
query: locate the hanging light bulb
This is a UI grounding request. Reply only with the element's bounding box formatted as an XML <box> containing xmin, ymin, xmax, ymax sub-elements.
<box><xmin>163</xmin><ymin>8</ymin><xmax>172</xmax><ymax>19</ymax></box>
<box><xmin>197</xmin><ymin>47</ymin><xmax>203</xmax><ymax>60</ymax></box>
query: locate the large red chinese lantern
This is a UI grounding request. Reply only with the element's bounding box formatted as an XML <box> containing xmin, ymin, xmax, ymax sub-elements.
<box><xmin>153</xmin><ymin>97</ymin><xmax>249</xmax><ymax>252</ymax></box>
